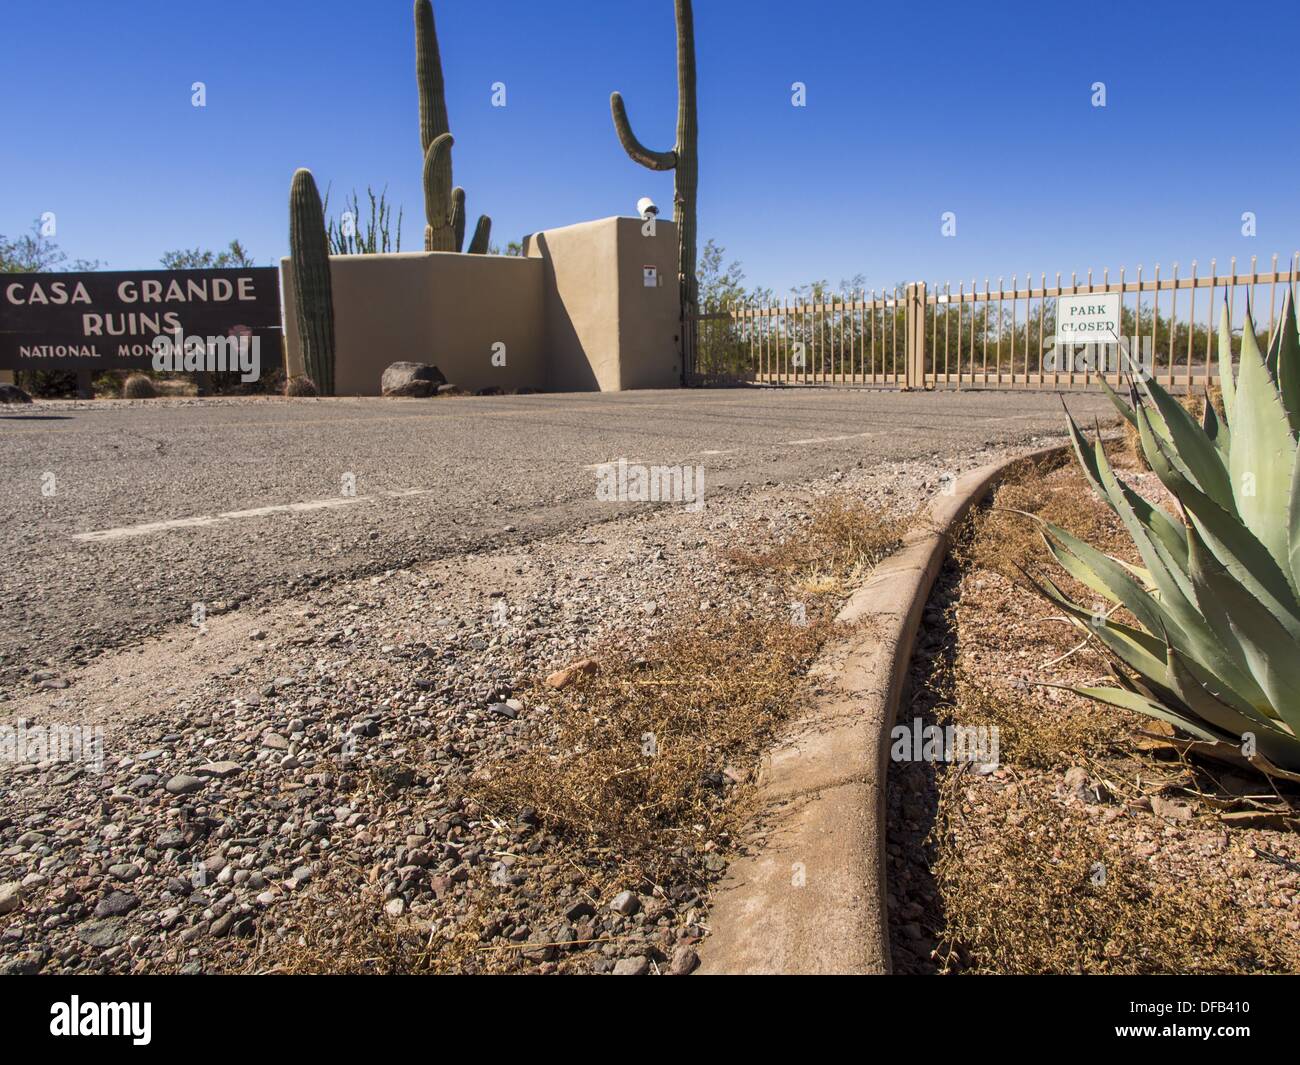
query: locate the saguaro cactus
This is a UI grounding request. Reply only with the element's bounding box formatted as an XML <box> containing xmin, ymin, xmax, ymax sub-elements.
<box><xmin>415</xmin><ymin>0</ymin><xmax>492</xmax><ymax>253</ymax></box>
<box><xmin>423</xmin><ymin>133</ymin><xmax>455</xmax><ymax>251</ymax></box>
<box><xmin>467</xmin><ymin>215</ymin><xmax>492</xmax><ymax>255</ymax></box>
<box><xmin>289</xmin><ymin>168</ymin><xmax>336</xmax><ymax>396</ymax></box>
<box><xmin>610</xmin><ymin>0</ymin><xmax>699</xmax><ymax>316</ymax></box>
<box><xmin>415</xmin><ymin>0</ymin><xmax>449</xmax><ymax>157</ymax></box>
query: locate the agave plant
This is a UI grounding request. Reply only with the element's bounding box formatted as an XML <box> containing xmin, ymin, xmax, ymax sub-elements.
<box><xmin>1025</xmin><ymin>289</ymin><xmax>1300</xmax><ymax>780</ymax></box>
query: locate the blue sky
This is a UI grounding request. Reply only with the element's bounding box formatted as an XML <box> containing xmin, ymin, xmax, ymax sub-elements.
<box><xmin>2</xmin><ymin>0</ymin><xmax>1296</xmax><ymax>294</ymax></box>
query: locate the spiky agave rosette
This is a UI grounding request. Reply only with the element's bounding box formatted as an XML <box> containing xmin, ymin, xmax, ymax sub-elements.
<box><xmin>1024</xmin><ymin>289</ymin><xmax>1300</xmax><ymax>780</ymax></box>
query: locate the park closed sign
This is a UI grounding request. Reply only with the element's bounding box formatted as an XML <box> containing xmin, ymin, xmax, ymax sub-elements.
<box><xmin>1054</xmin><ymin>292</ymin><xmax>1122</xmax><ymax>344</ymax></box>
<box><xmin>0</xmin><ymin>267</ymin><xmax>282</xmax><ymax>372</ymax></box>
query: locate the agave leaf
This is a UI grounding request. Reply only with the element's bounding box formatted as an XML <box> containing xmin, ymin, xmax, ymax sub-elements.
<box><xmin>1291</xmin><ymin>441</ymin><xmax>1300</xmax><ymax>594</ymax></box>
<box><xmin>1036</xmin><ymin>517</ymin><xmax>1264</xmax><ymax>716</ymax></box>
<box><xmin>1034</xmin><ymin>519</ymin><xmax>1165</xmax><ymax>634</ymax></box>
<box><xmin>1165</xmin><ymin>641</ymin><xmax>1281</xmax><ymax>740</ymax></box>
<box><xmin>1189</xmin><ymin>530</ymin><xmax>1300</xmax><ymax>738</ymax></box>
<box><xmin>1185</xmin><ymin>528</ymin><xmax>1273</xmax><ymax>713</ymax></box>
<box><xmin>1113</xmin><ymin>558</ymin><xmax>1153</xmax><ymax>586</ymax></box>
<box><xmin>1273</xmin><ymin>287</ymin><xmax>1300</xmax><ymax>434</ymax></box>
<box><xmin>1137</xmin><ymin>401</ymin><xmax>1300</xmax><ymax>635</ymax></box>
<box><xmin>1217</xmin><ymin>301</ymin><xmax>1237</xmax><ymax>426</ymax></box>
<box><xmin>1098</xmin><ymin>375</ymin><xmax>1137</xmax><ymax>428</ymax></box>
<box><xmin>1084</xmin><ymin>416</ymin><xmax>1189</xmax><ymax>573</ymax></box>
<box><xmin>1094</xmin><ymin>428</ymin><xmax>1191</xmax><ymax>592</ymax></box>
<box><xmin>1067</xmin><ymin>684</ymin><xmax>1222</xmax><ymax>742</ymax></box>
<box><xmin>1201</xmin><ymin>386</ymin><xmax>1231</xmax><ymax>464</ymax></box>
<box><xmin>1026</xmin><ymin>570</ymin><xmax>1173</xmax><ymax>691</ymax></box>
<box><xmin>1132</xmin><ymin>370</ymin><xmax>1235</xmax><ymax>507</ymax></box>
<box><xmin>1248</xmin><ymin>748</ymin><xmax>1300</xmax><ymax>782</ymax></box>
<box><xmin>1228</xmin><ymin>301</ymin><xmax>1298</xmax><ymax>586</ymax></box>
<box><xmin>1135</xmin><ymin>395</ymin><xmax>1203</xmax><ymax>501</ymax></box>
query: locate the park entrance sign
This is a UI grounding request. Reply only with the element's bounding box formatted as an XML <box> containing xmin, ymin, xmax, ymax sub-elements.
<box><xmin>0</xmin><ymin>268</ymin><xmax>282</xmax><ymax>374</ymax></box>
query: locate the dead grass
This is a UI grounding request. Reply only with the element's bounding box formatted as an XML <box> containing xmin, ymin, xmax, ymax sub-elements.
<box><xmin>726</xmin><ymin>493</ymin><xmax>912</xmax><ymax>596</ymax></box>
<box><xmin>467</xmin><ymin>608</ymin><xmax>831</xmax><ymax>889</ymax></box>
<box><xmin>931</xmin><ymin>772</ymin><xmax>1286</xmax><ymax>974</ymax></box>
<box><xmin>956</xmin><ymin>450</ymin><xmax>1134</xmax><ymax>585</ymax></box>
<box><xmin>938</xmin><ymin>664</ymin><xmax>1121</xmax><ymax>771</ymax></box>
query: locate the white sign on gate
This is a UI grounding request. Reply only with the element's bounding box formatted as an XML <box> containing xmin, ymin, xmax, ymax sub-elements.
<box><xmin>1055</xmin><ymin>292</ymin><xmax>1121</xmax><ymax>344</ymax></box>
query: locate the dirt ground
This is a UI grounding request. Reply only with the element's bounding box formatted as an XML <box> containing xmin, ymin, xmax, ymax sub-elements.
<box><xmin>886</xmin><ymin>450</ymin><xmax>1300</xmax><ymax>975</ymax></box>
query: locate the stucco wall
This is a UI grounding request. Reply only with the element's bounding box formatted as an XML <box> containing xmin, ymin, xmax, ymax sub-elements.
<box><xmin>281</xmin><ymin>216</ymin><xmax>680</xmax><ymax>395</ymax></box>
<box><xmin>524</xmin><ymin>216</ymin><xmax>681</xmax><ymax>391</ymax></box>
<box><xmin>282</xmin><ymin>251</ymin><xmax>545</xmax><ymax>394</ymax></box>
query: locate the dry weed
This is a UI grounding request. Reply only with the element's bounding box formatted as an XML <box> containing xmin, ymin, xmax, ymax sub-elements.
<box><xmin>467</xmin><ymin>609</ymin><xmax>830</xmax><ymax>888</ymax></box>
<box><xmin>932</xmin><ymin>773</ymin><xmax>1285</xmax><ymax>974</ymax></box>
<box><xmin>726</xmin><ymin>493</ymin><xmax>910</xmax><ymax>591</ymax></box>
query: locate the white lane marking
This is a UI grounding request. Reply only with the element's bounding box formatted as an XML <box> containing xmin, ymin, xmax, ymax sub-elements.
<box><xmin>73</xmin><ymin>488</ymin><xmax>438</xmax><ymax>543</ymax></box>
<box><xmin>582</xmin><ymin>459</ymin><xmax>644</xmax><ymax>470</ymax></box>
<box><xmin>78</xmin><ymin>430</ymin><xmax>880</xmax><ymax>543</ymax></box>
<box><xmin>783</xmin><ymin>432</ymin><xmax>875</xmax><ymax>445</ymax></box>
<box><xmin>584</xmin><ymin>432</ymin><xmax>874</xmax><ymax>470</ymax></box>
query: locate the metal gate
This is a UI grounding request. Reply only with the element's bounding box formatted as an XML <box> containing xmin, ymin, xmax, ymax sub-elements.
<box><xmin>686</xmin><ymin>253</ymin><xmax>1298</xmax><ymax>391</ymax></box>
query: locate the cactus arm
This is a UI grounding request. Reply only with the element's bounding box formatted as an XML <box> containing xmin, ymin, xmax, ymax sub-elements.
<box><xmin>467</xmin><ymin>215</ymin><xmax>492</xmax><ymax>255</ymax></box>
<box><xmin>451</xmin><ymin>187</ymin><xmax>467</xmax><ymax>253</ymax></box>
<box><xmin>414</xmin><ymin>0</ymin><xmax>449</xmax><ymax>155</ymax></box>
<box><xmin>610</xmin><ymin>92</ymin><xmax>677</xmax><ymax>171</ymax></box>
<box><xmin>288</xmin><ymin>168</ymin><xmax>336</xmax><ymax>396</ymax></box>
<box><xmin>422</xmin><ymin>133</ymin><xmax>455</xmax><ymax>251</ymax></box>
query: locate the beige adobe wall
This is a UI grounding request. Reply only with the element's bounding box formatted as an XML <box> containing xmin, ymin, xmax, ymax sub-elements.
<box><xmin>282</xmin><ymin>251</ymin><xmax>545</xmax><ymax>394</ymax></box>
<box><xmin>524</xmin><ymin>216</ymin><xmax>681</xmax><ymax>391</ymax></box>
<box><xmin>612</xmin><ymin>216</ymin><xmax>682</xmax><ymax>389</ymax></box>
<box><xmin>281</xmin><ymin>216</ymin><xmax>680</xmax><ymax>395</ymax></box>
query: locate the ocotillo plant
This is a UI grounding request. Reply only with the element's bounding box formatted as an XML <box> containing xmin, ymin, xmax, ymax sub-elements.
<box><xmin>415</xmin><ymin>0</ymin><xmax>491</xmax><ymax>253</ymax></box>
<box><xmin>610</xmin><ymin>0</ymin><xmax>699</xmax><ymax>316</ymax></box>
<box><xmin>289</xmin><ymin>168</ymin><xmax>336</xmax><ymax>396</ymax></box>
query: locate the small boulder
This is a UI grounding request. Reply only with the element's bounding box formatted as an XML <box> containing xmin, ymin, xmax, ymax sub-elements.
<box><xmin>612</xmin><ymin>955</ymin><xmax>651</xmax><ymax>976</ymax></box>
<box><xmin>668</xmin><ymin>944</ymin><xmax>699</xmax><ymax>976</ymax></box>
<box><xmin>381</xmin><ymin>362</ymin><xmax>446</xmax><ymax>398</ymax></box>
<box><xmin>609</xmin><ymin>890</ymin><xmax>640</xmax><ymax>917</ymax></box>
<box><xmin>196</xmin><ymin>761</ymin><xmax>243</xmax><ymax>779</ymax></box>
<box><xmin>545</xmin><ymin>658</ymin><xmax>599</xmax><ymax>690</ymax></box>
<box><xmin>0</xmin><ymin>882</ymin><xmax>22</xmax><ymax>915</ymax></box>
<box><xmin>0</xmin><ymin>383</ymin><xmax>33</xmax><ymax>404</ymax></box>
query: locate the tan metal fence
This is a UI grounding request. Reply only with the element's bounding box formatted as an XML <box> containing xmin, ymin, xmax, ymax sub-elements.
<box><xmin>686</xmin><ymin>253</ymin><xmax>1299</xmax><ymax>391</ymax></box>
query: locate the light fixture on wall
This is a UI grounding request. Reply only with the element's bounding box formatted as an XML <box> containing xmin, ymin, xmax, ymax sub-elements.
<box><xmin>636</xmin><ymin>197</ymin><xmax>659</xmax><ymax>220</ymax></box>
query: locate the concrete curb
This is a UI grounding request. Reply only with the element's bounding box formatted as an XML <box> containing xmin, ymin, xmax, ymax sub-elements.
<box><xmin>698</xmin><ymin>444</ymin><xmax>1068</xmax><ymax>975</ymax></box>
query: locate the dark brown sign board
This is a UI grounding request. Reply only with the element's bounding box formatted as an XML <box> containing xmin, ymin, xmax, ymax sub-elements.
<box><xmin>0</xmin><ymin>268</ymin><xmax>282</xmax><ymax>374</ymax></box>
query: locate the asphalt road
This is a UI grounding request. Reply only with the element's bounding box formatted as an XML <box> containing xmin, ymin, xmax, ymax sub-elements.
<box><xmin>0</xmin><ymin>388</ymin><xmax>1113</xmax><ymax>683</ymax></box>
